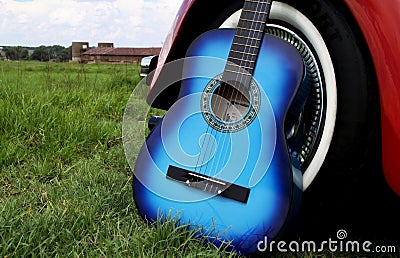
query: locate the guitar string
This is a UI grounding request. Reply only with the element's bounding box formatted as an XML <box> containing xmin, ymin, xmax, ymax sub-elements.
<box><xmin>211</xmin><ymin>0</ymin><xmax>271</xmax><ymax>184</ymax></box>
<box><xmin>228</xmin><ymin>0</ymin><xmax>270</xmax><ymax>110</ymax></box>
<box><xmin>194</xmin><ymin>0</ymin><xmax>261</xmax><ymax>178</ymax></box>
<box><xmin>197</xmin><ymin>0</ymin><xmax>267</xmax><ymax>178</ymax></box>
<box><xmin>191</xmin><ymin>4</ymin><xmax>260</xmax><ymax>175</ymax></box>
<box><xmin>200</xmin><ymin>0</ymin><xmax>270</xmax><ymax>181</ymax></box>
<box><xmin>228</xmin><ymin>0</ymin><xmax>271</xmax><ymax>110</ymax></box>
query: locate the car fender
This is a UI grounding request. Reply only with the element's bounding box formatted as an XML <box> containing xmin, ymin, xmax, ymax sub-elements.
<box><xmin>344</xmin><ymin>0</ymin><xmax>400</xmax><ymax>196</ymax></box>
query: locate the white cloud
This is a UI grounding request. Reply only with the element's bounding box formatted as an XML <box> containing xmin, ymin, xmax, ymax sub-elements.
<box><xmin>0</xmin><ymin>0</ymin><xmax>182</xmax><ymax>47</ymax></box>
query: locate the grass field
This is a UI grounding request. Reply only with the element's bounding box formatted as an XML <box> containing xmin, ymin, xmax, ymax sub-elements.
<box><xmin>0</xmin><ymin>61</ymin><xmax>235</xmax><ymax>257</ymax></box>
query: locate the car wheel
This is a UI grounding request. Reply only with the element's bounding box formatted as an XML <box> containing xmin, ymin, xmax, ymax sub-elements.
<box><xmin>220</xmin><ymin>0</ymin><xmax>379</xmax><ymax>191</ymax></box>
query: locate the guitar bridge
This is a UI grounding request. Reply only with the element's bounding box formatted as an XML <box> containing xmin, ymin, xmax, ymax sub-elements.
<box><xmin>166</xmin><ymin>165</ymin><xmax>250</xmax><ymax>203</ymax></box>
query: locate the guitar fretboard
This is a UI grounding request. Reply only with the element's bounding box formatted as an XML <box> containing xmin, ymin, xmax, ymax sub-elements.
<box><xmin>223</xmin><ymin>0</ymin><xmax>272</xmax><ymax>84</ymax></box>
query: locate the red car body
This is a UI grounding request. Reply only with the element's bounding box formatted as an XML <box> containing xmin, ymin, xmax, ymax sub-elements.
<box><xmin>148</xmin><ymin>0</ymin><xmax>400</xmax><ymax>196</ymax></box>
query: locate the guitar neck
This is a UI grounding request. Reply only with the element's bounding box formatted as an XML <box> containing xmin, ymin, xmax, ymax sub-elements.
<box><xmin>223</xmin><ymin>0</ymin><xmax>272</xmax><ymax>82</ymax></box>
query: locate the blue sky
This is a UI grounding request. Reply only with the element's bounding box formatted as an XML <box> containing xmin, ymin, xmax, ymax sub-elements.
<box><xmin>0</xmin><ymin>0</ymin><xmax>182</xmax><ymax>47</ymax></box>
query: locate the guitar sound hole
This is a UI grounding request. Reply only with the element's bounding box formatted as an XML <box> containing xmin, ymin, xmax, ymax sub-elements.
<box><xmin>211</xmin><ymin>82</ymin><xmax>251</xmax><ymax>123</ymax></box>
<box><xmin>201</xmin><ymin>74</ymin><xmax>260</xmax><ymax>133</ymax></box>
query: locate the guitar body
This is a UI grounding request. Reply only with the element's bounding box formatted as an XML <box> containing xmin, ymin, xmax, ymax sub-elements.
<box><xmin>133</xmin><ymin>29</ymin><xmax>303</xmax><ymax>254</ymax></box>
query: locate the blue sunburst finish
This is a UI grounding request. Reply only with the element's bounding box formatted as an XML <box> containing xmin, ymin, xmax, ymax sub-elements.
<box><xmin>133</xmin><ymin>29</ymin><xmax>304</xmax><ymax>254</ymax></box>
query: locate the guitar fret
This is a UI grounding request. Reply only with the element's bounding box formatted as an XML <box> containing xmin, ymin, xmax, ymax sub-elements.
<box><xmin>245</xmin><ymin>0</ymin><xmax>269</xmax><ymax>3</ymax></box>
<box><xmin>233</xmin><ymin>36</ymin><xmax>262</xmax><ymax>45</ymax></box>
<box><xmin>228</xmin><ymin>56</ymin><xmax>256</xmax><ymax>63</ymax></box>
<box><xmin>236</xmin><ymin>29</ymin><xmax>264</xmax><ymax>40</ymax></box>
<box><xmin>240</xmin><ymin>15</ymin><xmax>267</xmax><ymax>24</ymax></box>
<box><xmin>230</xmin><ymin>53</ymin><xmax>258</xmax><ymax>61</ymax></box>
<box><xmin>239</xmin><ymin>11</ymin><xmax>267</xmax><ymax>21</ymax></box>
<box><xmin>244</xmin><ymin>1</ymin><xmax>271</xmax><ymax>10</ymax></box>
<box><xmin>238</xmin><ymin>19</ymin><xmax>267</xmax><ymax>29</ymax></box>
<box><xmin>240</xmin><ymin>18</ymin><xmax>265</xmax><ymax>24</ymax></box>
<box><xmin>231</xmin><ymin>49</ymin><xmax>258</xmax><ymax>56</ymax></box>
<box><xmin>234</xmin><ymin>34</ymin><xmax>262</xmax><ymax>41</ymax></box>
<box><xmin>225</xmin><ymin>69</ymin><xmax>253</xmax><ymax>76</ymax></box>
<box><xmin>237</xmin><ymin>26</ymin><xmax>264</xmax><ymax>33</ymax></box>
<box><xmin>232</xmin><ymin>42</ymin><xmax>260</xmax><ymax>49</ymax></box>
<box><xmin>242</xmin><ymin>9</ymin><xmax>269</xmax><ymax>15</ymax></box>
<box><xmin>226</xmin><ymin>63</ymin><xmax>254</xmax><ymax>71</ymax></box>
<box><xmin>231</xmin><ymin>46</ymin><xmax>262</xmax><ymax>60</ymax></box>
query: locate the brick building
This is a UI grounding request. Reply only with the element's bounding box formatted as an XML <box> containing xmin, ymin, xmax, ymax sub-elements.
<box><xmin>80</xmin><ymin>46</ymin><xmax>161</xmax><ymax>64</ymax></box>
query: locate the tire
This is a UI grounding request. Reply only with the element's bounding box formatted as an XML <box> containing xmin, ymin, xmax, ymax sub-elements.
<box><xmin>221</xmin><ymin>0</ymin><xmax>379</xmax><ymax>192</ymax></box>
<box><xmin>219</xmin><ymin>0</ymin><xmax>381</xmax><ymax>239</ymax></box>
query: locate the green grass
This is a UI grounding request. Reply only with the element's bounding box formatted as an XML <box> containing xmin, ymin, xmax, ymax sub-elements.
<box><xmin>1</xmin><ymin>61</ymin><xmax>397</xmax><ymax>258</ymax></box>
<box><xmin>0</xmin><ymin>61</ymin><xmax>235</xmax><ymax>257</ymax></box>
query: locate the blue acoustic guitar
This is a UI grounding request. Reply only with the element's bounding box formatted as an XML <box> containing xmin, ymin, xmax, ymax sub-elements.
<box><xmin>133</xmin><ymin>0</ymin><xmax>304</xmax><ymax>254</ymax></box>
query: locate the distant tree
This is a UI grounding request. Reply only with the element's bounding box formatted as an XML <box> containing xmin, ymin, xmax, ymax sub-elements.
<box><xmin>30</xmin><ymin>45</ymin><xmax>71</xmax><ymax>62</ymax></box>
<box><xmin>59</xmin><ymin>46</ymin><xmax>72</xmax><ymax>62</ymax></box>
<box><xmin>50</xmin><ymin>45</ymin><xmax>71</xmax><ymax>62</ymax></box>
<box><xmin>30</xmin><ymin>45</ymin><xmax>50</xmax><ymax>61</ymax></box>
<box><xmin>5</xmin><ymin>46</ymin><xmax>28</xmax><ymax>60</ymax></box>
<box><xmin>5</xmin><ymin>48</ymin><xmax>14</xmax><ymax>60</ymax></box>
<box><xmin>49</xmin><ymin>45</ymin><xmax>63</xmax><ymax>61</ymax></box>
<box><xmin>17</xmin><ymin>46</ymin><xmax>29</xmax><ymax>60</ymax></box>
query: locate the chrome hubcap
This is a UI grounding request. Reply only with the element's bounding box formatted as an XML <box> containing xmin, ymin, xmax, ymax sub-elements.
<box><xmin>266</xmin><ymin>24</ymin><xmax>325</xmax><ymax>170</ymax></box>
